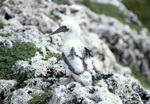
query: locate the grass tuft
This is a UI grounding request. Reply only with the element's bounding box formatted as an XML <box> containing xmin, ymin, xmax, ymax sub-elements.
<box><xmin>50</xmin><ymin>16</ymin><xmax>59</xmax><ymax>22</ymax></box>
<box><xmin>0</xmin><ymin>22</ymin><xmax>5</xmax><ymax>29</ymax></box>
<box><xmin>81</xmin><ymin>0</ymin><xmax>143</xmax><ymax>31</ymax></box>
<box><xmin>122</xmin><ymin>0</ymin><xmax>150</xmax><ymax>32</ymax></box>
<box><xmin>131</xmin><ymin>69</ymin><xmax>150</xmax><ymax>89</ymax></box>
<box><xmin>7</xmin><ymin>93</ymin><xmax>13</xmax><ymax>101</ymax></box>
<box><xmin>93</xmin><ymin>79</ymin><xmax>99</xmax><ymax>84</ymax></box>
<box><xmin>0</xmin><ymin>2</ymin><xmax>8</xmax><ymax>7</ymax></box>
<box><xmin>0</xmin><ymin>33</ymin><xmax>11</xmax><ymax>37</ymax></box>
<box><xmin>44</xmin><ymin>53</ymin><xmax>62</xmax><ymax>61</ymax></box>
<box><xmin>53</xmin><ymin>0</ymin><xmax>68</xmax><ymax>5</ymax></box>
<box><xmin>28</xmin><ymin>91</ymin><xmax>52</xmax><ymax>104</ymax></box>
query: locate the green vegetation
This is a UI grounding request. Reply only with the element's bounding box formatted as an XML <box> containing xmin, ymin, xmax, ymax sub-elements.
<box><xmin>44</xmin><ymin>53</ymin><xmax>62</xmax><ymax>61</ymax></box>
<box><xmin>28</xmin><ymin>91</ymin><xmax>52</xmax><ymax>104</ymax></box>
<box><xmin>9</xmin><ymin>2</ymin><xmax>15</xmax><ymax>5</ymax></box>
<box><xmin>122</xmin><ymin>0</ymin><xmax>150</xmax><ymax>32</ymax></box>
<box><xmin>43</xmin><ymin>12</ymin><xmax>59</xmax><ymax>22</ymax></box>
<box><xmin>0</xmin><ymin>22</ymin><xmax>5</xmax><ymax>29</ymax></box>
<box><xmin>0</xmin><ymin>33</ymin><xmax>11</xmax><ymax>37</ymax></box>
<box><xmin>0</xmin><ymin>42</ymin><xmax>38</xmax><ymax>88</ymax></box>
<box><xmin>50</xmin><ymin>16</ymin><xmax>59</xmax><ymax>22</ymax></box>
<box><xmin>0</xmin><ymin>1</ymin><xmax>7</xmax><ymax>7</ymax></box>
<box><xmin>53</xmin><ymin>0</ymin><xmax>68</xmax><ymax>5</ymax></box>
<box><xmin>93</xmin><ymin>79</ymin><xmax>99</xmax><ymax>84</ymax></box>
<box><xmin>81</xmin><ymin>0</ymin><xmax>143</xmax><ymax>31</ymax></box>
<box><xmin>7</xmin><ymin>93</ymin><xmax>13</xmax><ymax>101</ymax></box>
<box><xmin>131</xmin><ymin>69</ymin><xmax>150</xmax><ymax>89</ymax></box>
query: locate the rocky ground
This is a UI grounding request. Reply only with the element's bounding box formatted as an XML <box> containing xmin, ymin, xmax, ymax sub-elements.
<box><xmin>0</xmin><ymin>0</ymin><xmax>150</xmax><ymax>104</ymax></box>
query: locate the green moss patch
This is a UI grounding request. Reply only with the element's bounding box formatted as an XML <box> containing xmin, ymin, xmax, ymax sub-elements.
<box><xmin>0</xmin><ymin>22</ymin><xmax>5</xmax><ymax>29</ymax></box>
<box><xmin>28</xmin><ymin>91</ymin><xmax>52</xmax><ymax>104</ymax></box>
<box><xmin>81</xmin><ymin>0</ymin><xmax>143</xmax><ymax>31</ymax></box>
<box><xmin>0</xmin><ymin>2</ymin><xmax>6</xmax><ymax>7</ymax></box>
<box><xmin>0</xmin><ymin>2</ymin><xmax>3</xmax><ymax>7</ymax></box>
<box><xmin>44</xmin><ymin>13</ymin><xmax>59</xmax><ymax>22</ymax></box>
<box><xmin>93</xmin><ymin>79</ymin><xmax>99</xmax><ymax>84</ymax></box>
<box><xmin>131</xmin><ymin>69</ymin><xmax>150</xmax><ymax>89</ymax></box>
<box><xmin>53</xmin><ymin>0</ymin><xmax>68</xmax><ymax>5</ymax></box>
<box><xmin>0</xmin><ymin>33</ymin><xmax>11</xmax><ymax>37</ymax></box>
<box><xmin>7</xmin><ymin>93</ymin><xmax>13</xmax><ymax>101</ymax></box>
<box><xmin>0</xmin><ymin>42</ymin><xmax>38</xmax><ymax>88</ymax></box>
<box><xmin>50</xmin><ymin>16</ymin><xmax>59</xmax><ymax>22</ymax></box>
<box><xmin>44</xmin><ymin>53</ymin><xmax>62</xmax><ymax>61</ymax></box>
<box><xmin>122</xmin><ymin>0</ymin><xmax>150</xmax><ymax>32</ymax></box>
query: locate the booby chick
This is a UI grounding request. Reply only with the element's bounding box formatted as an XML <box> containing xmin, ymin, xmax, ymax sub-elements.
<box><xmin>51</xmin><ymin>20</ymin><xmax>96</xmax><ymax>86</ymax></box>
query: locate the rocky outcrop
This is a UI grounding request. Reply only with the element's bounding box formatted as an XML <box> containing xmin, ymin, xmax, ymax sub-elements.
<box><xmin>50</xmin><ymin>73</ymin><xmax>150</xmax><ymax>104</ymax></box>
<box><xmin>90</xmin><ymin>14</ymin><xmax>150</xmax><ymax>78</ymax></box>
<box><xmin>9</xmin><ymin>87</ymin><xmax>43</xmax><ymax>104</ymax></box>
<box><xmin>0</xmin><ymin>80</ymin><xmax>17</xmax><ymax>103</ymax></box>
<box><xmin>49</xmin><ymin>81</ymin><xmax>122</xmax><ymax>104</ymax></box>
<box><xmin>0</xmin><ymin>0</ymin><xmax>150</xmax><ymax>104</ymax></box>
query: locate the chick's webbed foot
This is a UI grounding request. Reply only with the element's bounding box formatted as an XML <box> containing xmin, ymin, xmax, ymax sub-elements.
<box><xmin>57</xmin><ymin>75</ymin><xmax>72</xmax><ymax>86</ymax></box>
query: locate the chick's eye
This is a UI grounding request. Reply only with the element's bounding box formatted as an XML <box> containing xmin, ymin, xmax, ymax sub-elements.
<box><xmin>62</xmin><ymin>26</ymin><xmax>69</xmax><ymax>31</ymax></box>
<box><xmin>63</xmin><ymin>26</ymin><xmax>67</xmax><ymax>28</ymax></box>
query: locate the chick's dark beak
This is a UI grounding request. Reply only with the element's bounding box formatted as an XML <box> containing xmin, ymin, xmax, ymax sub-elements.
<box><xmin>51</xmin><ymin>26</ymin><xmax>69</xmax><ymax>35</ymax></box>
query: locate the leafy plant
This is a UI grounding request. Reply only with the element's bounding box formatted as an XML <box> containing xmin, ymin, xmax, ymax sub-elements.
<box><xmin>93</xmin><ymin>78</ymin><xmax>99</xmax><ymax>84</ymax></box>
<box><xmin>50</xmin><ymin>16</ymin><xmax>59</xmax><ymax>22</ymax></box>
<box><xmin>28</xmin><ymin>91</ymin><xmax>52</xmax><ymax>104</ymax></box>
<box><xmin>131</xmin><ymin>69</ymin><xmax>150</xmax><ymax>89</ymax></box>
<box><xmin>81</xmin><ymin>0</ymin><xmax>143</xmax><ymax>31</ymax></box>
<box><xmin>122</xmin><ymin>0</ymin><xmax>150</xmax><ymax>32</ymax></box>
<box><xmin>0</xmin><ymin>33</ymin><xmax>11</xmax><ymax>37</ymax></box>
<box><xmin>43</xmin><ymin>12</ymin><xmax>59</xmax><ymax>22</ymax></box>
<box><xmin>0</xmin><ymin>2</ymin><xmax>7</xmax><ymax>7</ymax></box>
<box><xmin>7</xmin><ymin>93</ymin><xmax>13</xmax><ymax>101</ymax></box>
<box><xmin>0</xmin><ymin>22</ymin><xmax>5</xmax><ymax>29</ymax></box>
<box><xmin>0</xmin><ymin>42</ymin><xmax>38</xmax><ymax>88</ymax></box>
<box><xmin>53</xmin><ymin>0</ymin><xmax>68</xmax><ymax>5</ymax></box>
<box><xmin>44</xmin><ymin>53</ymin><xmax>62</xmax><ymax>61</ymax></box>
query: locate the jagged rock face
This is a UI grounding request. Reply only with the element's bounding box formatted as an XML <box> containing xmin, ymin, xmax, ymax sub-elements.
<box><xmin>9</xmin><ymin>87</ymin><xmax>43</xmax><ymax>104</ymax></box>
<box><xmin>85</xmin><ymin>0</ymin><xmax>150</xmax><ymax>78</ymax></box>
<box><xmin>0</xmin><ymin>80</ymin><xmax>17</xmax><ymax>104</ymax></box>
<box><xmin>49</xmin><ymin>82</ymin><xmax>122</xmax><ymax>104</ymax></box>
<box><xmin>90</xmin><ymin>14</ymin><xmax>150</xmax><ymax>78</ymax></box>
<box><xmin>0</xmin><ymin>0</ymin><xmax>150</xmax><ymax>104</ymax></box>
<box><xmin>0</xmin><ymin>0</ymin><xmax>58</xmax><ymax>33</ymax></box>
<box><xmin>49</xmin><ymin>73</ymin><xmax>150</xmax><ymax>104</ymax></box>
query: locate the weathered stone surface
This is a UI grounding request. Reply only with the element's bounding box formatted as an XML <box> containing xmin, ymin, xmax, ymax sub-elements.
<box><xmin>0</xmin><ymin>36</ymin><xmax>13</xmax><ymax>48</ymax></box>
<box><xmin>90</xmin><ymin>14</ymin><xmax>150</xmax><ymax>78</ymax></box>
<box><xmin>0</xmin><ymin>80</ymin><xmax>17</xmax><ymax>104</ymax></box>
<box><xmin>50</xmin><ymin>73</ymin><xmax>150</xmax><ymax>104</ymax></box>
<box><xmin>12</xmin><ymin>56</ymin><xmax>65</xmax><ymax>78</ymax></box>
<box><xmin>49</xmin><ymin>82</ymin><xmax>122</xmax><ymax>104</ymax></box>
<box><xmin>10</xmin><ymin>87</ymin><xmax>43</xmax><ymax>104</ymax></box>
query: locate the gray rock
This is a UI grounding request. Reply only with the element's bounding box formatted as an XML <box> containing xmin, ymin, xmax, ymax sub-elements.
<box><xmin>12</xmin><ymin>56</ymin><xmax>65</xmax><ymax>78</ymax></box>
<box><xmin>49</xmin><ymin>82</ymin><xmax>122</xmax><ymax>104</ymax></box>
<box><xmin>24</xmin><ymin>77</ymin><xmax>57</xmax><ymax>91</ymax></box>
<box><xmin>97</xmin><ymin>73</ymin><xmax>150</xmax><ymax>104</ymax></box>
<box><xmin>90</xmin><ymin>14</ymin><xmax>150</xmax><ymax>78</ymax></box>
<box><xmin>2</xmin><ymin>0</ymin><xmax>58</xmax><ymax>33</ymax></box>
<box><xmin>49</xmin><ymin>73</ymin><xmax>150</xmax><ymax>104</ymax></box>
<box><xmin>0</xmin><ymin>80</ymin><xmax>17</xmax><ymax>103</ymax></box>
<box><xmin>10</xmin><ymin>87</ymin><xmax>43</xmax><ymax>104</ymax></box>
<box><xmin>0</xmin><ymin>37</ymin><xmax>13</xmax><ymax>48</ymax></box>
